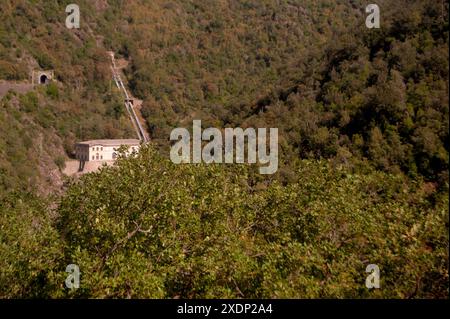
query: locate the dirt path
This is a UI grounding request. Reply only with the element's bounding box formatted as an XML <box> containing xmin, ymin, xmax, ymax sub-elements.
<box><xmin>0</xmin><ymin>81</ymin><xmax>34</xmax><ymax>98</ymax></box>
<box><xmin>63</xmin><ymin>160</ymin><xmax>115</xmax><ymax>176</ymax></box>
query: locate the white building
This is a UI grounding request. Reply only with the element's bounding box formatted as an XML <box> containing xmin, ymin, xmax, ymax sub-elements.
<box><xmin>75</xmin><ymin>139</ymin><xmax>140</xmax><ymax>162</ymax></box>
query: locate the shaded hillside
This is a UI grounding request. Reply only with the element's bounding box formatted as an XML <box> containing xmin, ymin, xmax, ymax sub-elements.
<box><xmin>90</xmin><ymin>0</ymin><xmax>449</xmax><ymax>182</ymax></box>
<box><xmin>243</xmin><ymin>0</ymin><xmax>449</xmax><ymax>182</ymax></box>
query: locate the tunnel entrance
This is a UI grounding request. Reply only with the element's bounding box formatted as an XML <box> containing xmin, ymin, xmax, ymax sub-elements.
<box><xmin>39</xmin><ymin>74</ymin><xmax>48</xmax><ymax>84</ymax></box>
<box><xmin>32</xmin><ymin>70</ymin><xmax>54</xmax><ymax>86</ymax></box>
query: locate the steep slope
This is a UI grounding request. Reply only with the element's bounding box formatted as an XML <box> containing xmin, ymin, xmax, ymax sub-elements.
<box><xmin>0</xmin><ymin>0</ymin><xmax>136</xmax><ymax>193</ymax></box>
<box><xmin>89</xmin><ymin>0</ymin><xmax>448</xmax><ymax>182</ymax></box>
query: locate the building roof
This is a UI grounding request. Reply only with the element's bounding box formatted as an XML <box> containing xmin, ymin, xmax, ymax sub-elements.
<box><xmin>76</xmin><ymin>139</ymin><xmax>141</xmax><ymax>147</ymax></box>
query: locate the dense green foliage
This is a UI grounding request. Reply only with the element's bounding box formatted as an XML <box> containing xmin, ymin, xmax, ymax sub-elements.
<box><xmin>0</xmin><ymin>192</ymin><xmax>63</xmax><ymax>297</ymax></box>
<box><xmin>1</xmin><ymin>146</ymin><xmax>448</xmax><ymax>298</ymax></box>
<box><xmin>0</xmin><ymin>0</ymin><xmax>448</xmax><ymax>298</ymax></box>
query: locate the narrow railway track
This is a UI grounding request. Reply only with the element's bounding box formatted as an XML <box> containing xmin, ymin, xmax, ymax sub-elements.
<box><xmin>109</xmin><ymin>52</ymin><xmax>149</xmax><ymax>143</ymax></box>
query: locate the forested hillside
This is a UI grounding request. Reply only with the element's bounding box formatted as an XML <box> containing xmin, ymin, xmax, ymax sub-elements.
<box><xmin>0</xmin><ymin>0</ymin><xmax>135</xmax><ymax>193</ymax></box>
<box><xmin>0</xmin><ymin>0</ymin><xmax>448</xmax><ymax>298</ymax></box>
<box><xmin>98</xmin><ymin>0</ymin><xmax>449</xmax><ymax>182</ymax></box>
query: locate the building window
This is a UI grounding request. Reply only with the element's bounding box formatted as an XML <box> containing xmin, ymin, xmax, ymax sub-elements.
<box><xmin>100</xmin><ymin>155</ymin><xmax>103</xmax><ymax>160</ymax></box>
<box><xmin>96</xmin><ymin>153</ymin><xmax>99</xmax><ymax>160</ymax></box>
<box><xmin>92</xmin><ymin>155</ymin><xmax>94</xmax><ymax>160</ymax></box>
<box><xmin>101</xmin><ymin>147</ymin><xmax>103</xmax><ymax>151</ymax></box>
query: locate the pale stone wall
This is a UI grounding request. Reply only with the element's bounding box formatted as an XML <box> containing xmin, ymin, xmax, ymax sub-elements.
<box><xmin>76</xmin><ymin>142</ymin><xmax>140</xmax><ymax>162</ymax></box>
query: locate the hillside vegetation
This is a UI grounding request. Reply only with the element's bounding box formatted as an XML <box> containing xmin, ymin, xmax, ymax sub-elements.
<box><xmin>99</xmin><ymin>0</ymin><xmax>449</xmax><ymax>182</ymax></box>
<box><xmin>0</xmin><ymin>0</ymin><xmax>448</xmax><ymax>298</ymax></box>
